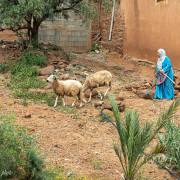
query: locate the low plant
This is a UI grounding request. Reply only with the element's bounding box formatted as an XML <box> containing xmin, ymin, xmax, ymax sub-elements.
<box><xmin>155</xmin><ymin>120</ymin><xmax>180</xmax><ymax>175</ymax></box>
<box><xmin>0</xmin><ymin>64</ymin><xmax>9</xmax><ymax>73</ymax></box>
<box><xmin>91</xmin><ymin>42</ymin><xmax>100</xmax><ymax>52</ymax></box>
<box><xmin>0</xmin><ymin>114</ymin><xmax>55</xmax><ymax>180</ymax></box>
<box><xmin>20</xmin><ymin>50</ymin><xmax>48</xmax><ymax>67</ymax></box>
<box><xmin>91</xmin><ymin>159</ymin><xmax>103</xmax><ymax>170</ymax></box>
<box><xmin>103</xmin><ymin>96</ymin><xmax>180</xmax><ymax>180</ymax></box>
<box><xmin>8</xmin><ymin>50</ymin><xmax>54</xmax><ymax>105</ymax></box>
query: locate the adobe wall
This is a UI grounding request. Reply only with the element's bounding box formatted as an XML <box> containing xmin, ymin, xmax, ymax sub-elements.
<box><xmin>121</xmin><ymin>0</ymin><xmax>180</xmax><ymax>68</ymax></box>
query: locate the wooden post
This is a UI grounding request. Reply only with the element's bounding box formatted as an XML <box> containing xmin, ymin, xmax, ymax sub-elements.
<box><xmin>108</xmin><ymin>0</ymin><xmax>116</xmax><ymax>41</ymax></box>
<box><xmin>98</xmin><ymin>0</ymin><xmax>102</xmax><ymax>37</ymax></box>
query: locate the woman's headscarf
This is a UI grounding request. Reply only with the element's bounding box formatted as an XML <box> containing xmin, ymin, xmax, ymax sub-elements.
<box><xmin>157</xmin><ymin>48</ymin><xmax>166</xmax><ymax>70</ymax></box>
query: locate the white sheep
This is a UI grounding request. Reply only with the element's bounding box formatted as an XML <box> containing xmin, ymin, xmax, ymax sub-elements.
<box><xmin>82</xmin><ymin>70</ymin><xmax>112</xmax><ymax>102</ymax></box>
<box><xmin>47</xmin><ymin>74</ymin><xmax>84</xmax><ymax>107</ymax></box>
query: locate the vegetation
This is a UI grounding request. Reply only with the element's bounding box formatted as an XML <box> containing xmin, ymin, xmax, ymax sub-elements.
<box><xmin>91</xmin><ymin>42</ymin><xmax>100</xmax><ymax>52</ymax></box>
<box><xmin>104</xmin><ymin>96</ymin><xmax>180</xmax><ymax>180</ymax></box>
<box><xmin>8</xmin><ymin>50</ymin><xmax>55</xmax><ymax>106</ymax></box>
<box><xmin>0</xmin><ymin>64</ymin><xmax>9</xmax><ymax>73</ymax></box>
<box><xmin>0</xmin><ymin>0</ymin><xmax>110</xmax><ymax>45</ymax></box>
<box><xmin>155</xmin><ymin>120</ymin><xmax>180</xmax><ymax>174</ymax></box>
<box><xmin>0</xmin><ymin>114</ymin><xmax>56</xmax><ymax>180</ymax></box>
<box><xmin>91</xmin><ymin>159</ymin><xmax>103</xmax><ymax>170</ymax></box>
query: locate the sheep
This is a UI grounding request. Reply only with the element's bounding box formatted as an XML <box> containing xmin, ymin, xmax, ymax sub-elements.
<box><xmin>82</xmin><ymin>70</ymin><xmax>112</xmax><ymax>102</ymax></box>
<box><xmin>47</xmin><ymin>74</ymin><xmax>84</xmax><ymax>107</ymax></box>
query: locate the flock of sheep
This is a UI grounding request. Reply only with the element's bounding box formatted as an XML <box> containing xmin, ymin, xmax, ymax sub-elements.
<box><xmin>46</xmin><ymin>70</ymin><xmax>112</xmax><ymax>107</ymax></box>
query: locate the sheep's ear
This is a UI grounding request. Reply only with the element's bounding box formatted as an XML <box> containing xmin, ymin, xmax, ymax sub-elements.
<box><xmin>53</xmin><ymin>75</ymin><xmax>57</xmax><ymax>80</ymax></box>
<box><xmin>54</xmin><ymin>69</ymin><xmax>60</xmax><ymax>75</ymax></box>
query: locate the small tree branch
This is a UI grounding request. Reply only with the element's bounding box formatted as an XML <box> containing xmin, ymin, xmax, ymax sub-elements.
<box><xmin>0</xmin><ymin>25</ymin><xmax>28</xmax><ymax>32</ymax></box>
<box><xmin>54</xmin><ymin>0</ymin><xmax>83</xmax><ymax>13</ymax></box>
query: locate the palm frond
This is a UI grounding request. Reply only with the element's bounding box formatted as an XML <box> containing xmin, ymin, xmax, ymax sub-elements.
<box><xmin>109</xmin><ymin>95</ymin><xmax>128</xmax><ymax>163</ymax></box>
<box><xmin>107</xmin><ymin>95</ymin><xmax>180</xmax><ymax>180</ymax></box>
<box><xmin>113</xmin><ymin>142</ymin><xmax>126</xmax><ymax>173</ymax></box>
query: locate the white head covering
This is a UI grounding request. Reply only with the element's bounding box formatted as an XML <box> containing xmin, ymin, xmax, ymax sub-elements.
<box><xmin>157</xmin><ymin>48</ymin><xmax>166</xmax><ymax>70</ymax></box>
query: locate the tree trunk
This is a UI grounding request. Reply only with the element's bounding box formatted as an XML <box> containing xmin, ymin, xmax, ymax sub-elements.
<box><xmin>29</xmin><ymin>18</ymin><xmax>41</xmax><ymax>47</ymax></box>
<box><xmin>30</xmin><ymin>25</ymin><xmax>39</xmax><ymax>47</ymax></box>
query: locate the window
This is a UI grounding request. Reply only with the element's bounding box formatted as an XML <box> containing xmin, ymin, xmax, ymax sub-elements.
<box><xmin>155</xmin><ymin>0</ymin><xmax>168</xmax><ymax>4</ymax></box>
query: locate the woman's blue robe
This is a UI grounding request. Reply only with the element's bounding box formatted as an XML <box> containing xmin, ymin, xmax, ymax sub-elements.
<box><xmin>154</xmin><ymin>56</ymin><xmax>174</xmax><ymax>99</ymax></box>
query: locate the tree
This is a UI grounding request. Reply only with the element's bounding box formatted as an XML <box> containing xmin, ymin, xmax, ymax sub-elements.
<box><xmin>0</xmin><ymin>0</ymin><xmax>86</xmax><ymax>45</ymax></box>
<box><xmin>103</xmin><ymin>96</ymin><xmax>180</xmax><ymax>180</ymax></box>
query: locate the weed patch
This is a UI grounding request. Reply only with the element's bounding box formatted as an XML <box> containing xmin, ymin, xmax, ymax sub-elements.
<box><xmin>20</xmin><ymin>50</ymin><xmax>48</xmax><ymax>67</ymax></box>
<box><xmin>91</xmin><ymin>159</ymin><xmax>103</xmax><ymax>170</ymax></box>
<box><xmin>0</xmin><ymin>114</ymin><xmax>56</xmax><ymax>180</ymax></box>
<box><xmin>155</xmin><ymin>121</ymin><xmax>180</xmax><ymax>173</ymax></box>
<box><xmin>8</xmin><ymin>50</ymin><xmax>56</xmax><ymax>106</ymax></box>
<box><xmin>0</xmin><ymin>64</ymin><xmax>9</xmax><ymax>73</ymax></box>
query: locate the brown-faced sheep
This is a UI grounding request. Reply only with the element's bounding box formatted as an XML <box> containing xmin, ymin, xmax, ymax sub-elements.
<box><xmin>82</xmin><ymin>70</ymin><xmax>112</xmax><ymax>102</ymax></box>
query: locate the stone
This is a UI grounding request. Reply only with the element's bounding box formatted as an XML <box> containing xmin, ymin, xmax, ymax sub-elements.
<box><xmin>116</xmin><ymin>94</ymin><xmax>125</xmax><ymax>101</ymax></box>
<box><xmin>94</xmin><ymin>101</ymin><xmax>104</xmax><ymax>108</ymax></box>
<box><xmin>59</xmin><ymin>74</ymin><xmax>70</xmax><ymax>80</ymax></box>
<box><xmin>24</xmin><ymin>113</ymin><xmax>31</xmax><ymax>118</ymax></box>
<box><xmin>84</xmin><ymin>89</ymin><xmax>98</xmax><ymax>98</ymax></box>
<box><xmin>59</xmin><ymin>63</ymin><xmax>67</xmax><ymax>69</ymax></box>
<box><xmin>38</xmin><ymin>65</ymin><xmax>54</xmax><ymax>76</ymax></box>
<box><xmin>95</xmin><ymin>100</ymin><xmax>125</xmax><ymax>112</ymax></box>
<box><xmin>133</xmin><ymin>89</ymin><xmax>154</xmax><ymax>99</ymax></box>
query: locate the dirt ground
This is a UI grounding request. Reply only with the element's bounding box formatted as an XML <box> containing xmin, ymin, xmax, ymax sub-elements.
<box><xmin>0</xmin><ymin>46</ymin><xmax>180</xmax><ymax>180</ymax></box>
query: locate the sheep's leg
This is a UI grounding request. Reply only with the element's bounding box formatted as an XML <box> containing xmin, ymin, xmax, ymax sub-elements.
<box><xmin>54</xmin><ymin>96</ymin><xmax>59</xmax><ymax>107</ymax></box>
<box><xmin>79</xmin><ymin>101</ymin><xmax>83</xmax><ymax>107</ymax></box>
<box><xmin>104</xmin><ymin>87</ymin><xmax>110</xmax><ymax>97</ymax></box>
<box><xmin>71</xmin><ymin>100</ymin><xmax>76</xmax><ymax>107</ymax></box>
<box><xmin>62</xmin><ymin>96</ymin><xmax>66</xmax><ymax>106</ymax></box>
<box><xmin>97</xmin><ymin>91</ymin><xmax>103</xmax><ymax>100</ymax></box>
<box><xmin>82</xmin><ymin>98</ymin><xmax>87</xmax><ymax>103</ymax></box>
<box><xmin>104</xmin><ymin>82</ymin><xmax>112</xmax><ymax>97</ymax></box>
<box><xmin>72</xmin><ymin>97</ymin><xmax>78</xmax><ymax>107</ymax></box>
<box><xmin>88</xmin><ymin>91</ymin><xmax>92</xmax><ymax>103</ymax></box>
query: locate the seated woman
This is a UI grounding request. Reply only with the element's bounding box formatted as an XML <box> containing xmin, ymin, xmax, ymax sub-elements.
<box><xmin>154</xmin><ymin>49</ymin><xmax>174</xmax><ymax>99</ymax></box>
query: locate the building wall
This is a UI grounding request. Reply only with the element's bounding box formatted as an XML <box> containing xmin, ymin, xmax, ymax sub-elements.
<box><xmin>92</xmin><ymin>3</ymin><xmax>125</xmax><ymax>55</ymax></box>
<box><xmin>121</xmin><ymin>0</ymin><xmax>180</xmax><ymax>68</ymax></box>
<box><xmin>39</xmin><ymin>14</ymin><xmax>91</xmax><ymax>53</ymax></box>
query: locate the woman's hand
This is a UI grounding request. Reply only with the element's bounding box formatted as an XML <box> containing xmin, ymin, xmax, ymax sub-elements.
<box><xmin>159</xmin><ymin>69</ymin><xmax>164</xmax><ymax>73</ymax></box>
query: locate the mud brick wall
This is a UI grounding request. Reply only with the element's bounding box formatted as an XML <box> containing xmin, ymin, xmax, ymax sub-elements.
<box><xmin>92</xmin><ymin>2</ymin><xmax>126</xmax><ymax>55</ymax></box>
<box><xmin>101</xmin><ymin>7</ymin><xmax>125</xmax><ymax>55</ymax></box>
<box><xmin>39</xmin><ymin>17</ymin><xmax>91</xmax><ymax>53</ymax></box>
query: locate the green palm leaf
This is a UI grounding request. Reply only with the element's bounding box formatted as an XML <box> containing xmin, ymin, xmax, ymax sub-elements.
<box><xmin>107</xmin><ymin>95</ymin><xmax>180</xmax><ymax>180</ymax></box>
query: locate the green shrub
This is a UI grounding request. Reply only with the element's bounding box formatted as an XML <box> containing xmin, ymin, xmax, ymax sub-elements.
<box><xmin>156</xmin><ymin>121</ymin><xmax>180</xmax><ymax>172</ymax></box>
<box><xmin>91</xmin><ymin>42</ymin><xmax>100</xmax><ymax>52</ymax></box>
<box><xmin>103</xmin><ymin>96</ymin><xmax>180</xmax><ymax>180</ymax></box>
<box><xmin>0</xmin><ymin>114</ymin><xmax>50</xmax><ymax>180</ymax></box>
<box><xmin>11</xmin><ymin>63</ymin><xmax>38</xmax><ymax>77</ymax></box>
<box><xmin>13</xmin><ymin>91</ymin><xmax>55</xmax><ymax>106</ymax></box>
<box><xmin>9</xmin><ymin>50</ymin><xmax>51</xmax><ymax>105</ymax></box>
<box><xmin>0</xmin><ymin>64</ymin><xmax>9</xmax><ymax>73</ymax></box>
<box><xmin>20</xmin><ymin>51</ymin><xmax>47</xmax><ymax>67</ymax></box>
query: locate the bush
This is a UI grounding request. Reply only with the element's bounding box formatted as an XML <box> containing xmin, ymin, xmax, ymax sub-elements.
<box><xmin>0</xmin><ymin>64</ymin><xmax>9</xmax><ymax>73</ymax></box>
<box><xmin>8</xmin><ymin>50</ymin><xmax>54</xmax><ymax>105</ymax></box>
<box><xmin>20</xmin><ymin>51</ymin><xmax>48</xmax><ymax>67</ymax></box>
<box><xmin>0</xmin><ymin>114</ymin><xmax>54</xmax><ymax>180</ymax></box>
<box><xmin>156</xmin><ymin>121</ymin><xmax>180</xmax><ymax>173</ymax></box>
<box><xmin>11</xmin><ymin>63</ymin><xmax>38</xmax><ymax>77</ymax></box>
<box><xmin>91</xmin><ymin>42</ymin><xmax>100</xmax><ymax>52</ymax></box>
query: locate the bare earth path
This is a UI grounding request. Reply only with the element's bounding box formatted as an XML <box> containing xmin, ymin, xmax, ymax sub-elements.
<box><xmin>0</xmin><ymin>50</ymin><xmax>179</xmax><ymax>180</ymax></box>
